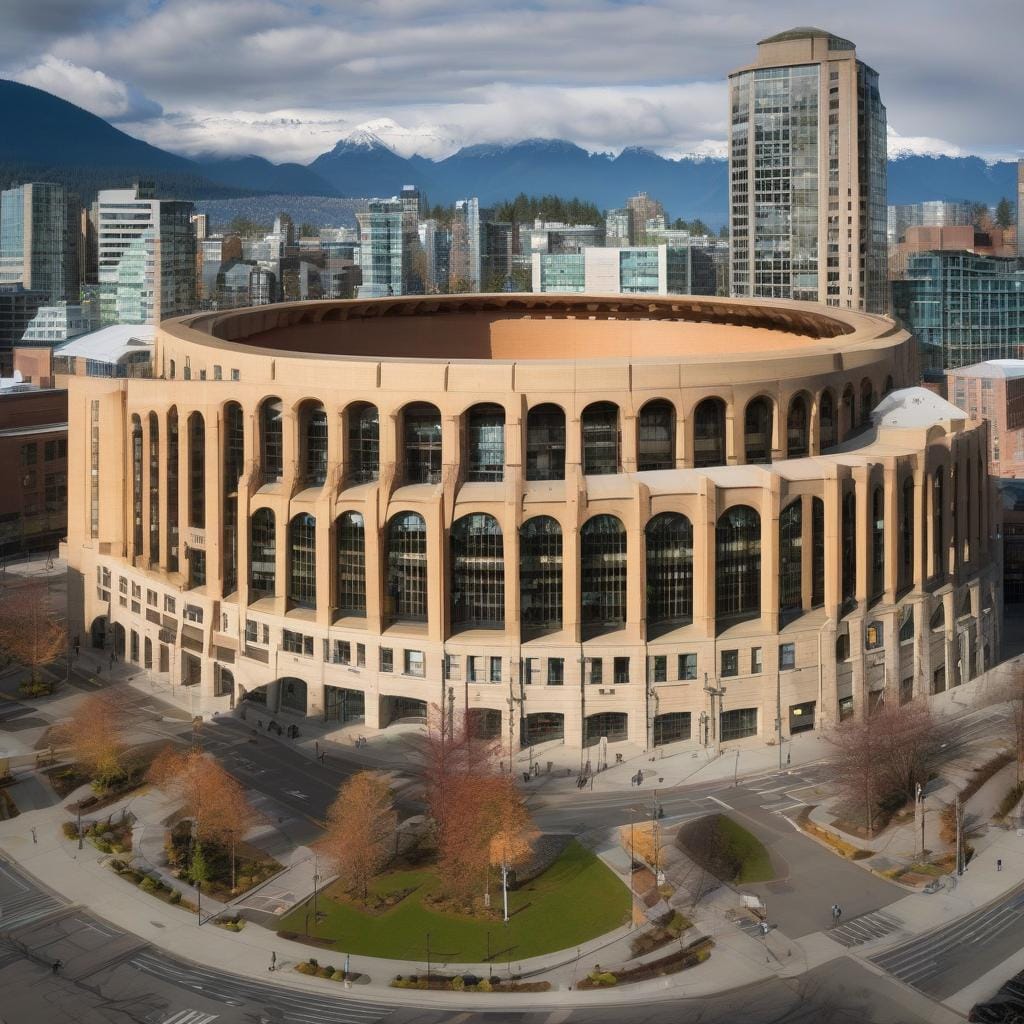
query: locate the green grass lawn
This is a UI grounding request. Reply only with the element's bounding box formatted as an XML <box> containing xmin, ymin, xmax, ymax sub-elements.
<box><xmin>278</xmin><ymin>840</ymin><xmax>629</xmax><ymax>963</ymax></box>
<box><xmin>717</xmin><ymin>816</ymin><xmax>774</xmax><ymax>883</ymax></box>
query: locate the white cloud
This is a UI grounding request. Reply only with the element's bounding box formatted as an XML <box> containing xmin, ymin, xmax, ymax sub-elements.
<box><xmin>886</xmin><ymin>126</ymin><xmax>964</xmax><ymax>159</ymax></box>
<box><xmin>14</xmin><ymin>55</ymin><xmax>162</xmax><ymax>121</ymax></box>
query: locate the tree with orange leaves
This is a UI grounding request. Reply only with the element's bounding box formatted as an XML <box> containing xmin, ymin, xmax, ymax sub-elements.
<box><xmin>320</xmin><ymin>771</ymin><xmax>396</xmax><ymax>902</ymax></box>
<box><xmin>53</xmin><ymin>693</ymin><xmax>126</xmax><ymax>790</ymax></box>
<box><xmin>0</xmin><ymin>579</ymin><xmax>66</xmax><ymax>690</ymax></box>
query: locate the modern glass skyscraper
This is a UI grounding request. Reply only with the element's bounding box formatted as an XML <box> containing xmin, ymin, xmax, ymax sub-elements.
<box><xmin>95</xmin><ymin>183</ymin><xmax>195</xmax><ymax>325</ymax></box>
<box><xmin>0</xmin><ymin>183</ymin><xmax>79</xmax><ymax>304</ymax></box>
<box><xmin>729</xmin><ymin>28</ymin><xmax>887</xmax><ymax>313</ymax></box>
<box><xmin>356</xmin><ymin>197</ymin><xmax>419</xmax><ymax>298</ymax></box>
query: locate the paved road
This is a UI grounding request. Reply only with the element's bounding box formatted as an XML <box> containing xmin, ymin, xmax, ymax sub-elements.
<box><xmin>871</xmin><ymin>882</ymin><xmax>1024</xmax><ymax>999</ymax></box>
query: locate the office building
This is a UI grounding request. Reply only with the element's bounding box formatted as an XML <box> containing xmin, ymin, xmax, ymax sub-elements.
<box><xmin>729</xmin><ymin>28</ymin><xmax>888</xmax><ymax>312</ymax></box>
<box><xmin>0</xmin><ymin>284</ymin><xmax>48</xmax><ymax>373</ymax></box>
<box><xmin>1018</xmin><ymin>161</ymin><xmax>1024</xmax><ymax>259</ymax></box>
<box><xmin>625</xmin><ymin>193</ymin><xmax>666</xmax><ymax>244</ymax></box>
<box><xmin>0</xmin><ymin>183</ymin><xmax>79</xmax><ymax>303</ymax></box>
<box><xmin>605</xmin><ymin>208</ymin><xmax>631</xmax><ymax>247</ymax></box>
<box><xmin>95</xmin><ymin>183</ymin><xmax>196</xmax><ymax>325</ymax></box>
<box><xmin>356</xmin><ymin>197</ymin><xmax>420</xmax><ymax>299</ymax></box>
<box><xmin>890</xmin><ymin>224</ymin><xmax>1018</xmax><ymax>283</ymax></box>
<box><xmin>947</xmin><ymin>360</ymin><xmax>1024</xmax><ymax>479</ymax></box>
<box><xmin>450</xmin><ymin>198</ymin><xmax>481</xmax><ymax>292</ymax></box>
<box><xmin>892</xmin><ymin>250</ymin><xmax>1024</xmax><ymax>374</ymax></box>
<box><xmin>481</xmin><ymin>222</ymin><xmax>520</xmax><ymax>291</ymax></box>
<box><xmin>19</xmin><ymin>301</ymin><xmax>95</xmax><ymax>346</ymax></box>
<box><xmin>887</xmin><ymin>200</ymin><xmax>973</xmax><ymax>246</ymax></box>
<box><xmin>533</xmin><ymin>244</ymin><xmax>717</xmax><ymax>296</ymax></box>
<box><xmin>64</xmin><ymin>294</ymin><xmax>997</xmax><ymax>748</ymax></box>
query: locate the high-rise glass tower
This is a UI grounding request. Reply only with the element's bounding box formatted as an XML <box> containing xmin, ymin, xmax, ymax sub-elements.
<box><xmin>729</xmin><ymin>28</ymin><xmax>887</xmax><ymax>313</ymax></box>
<box><xmin>0</xmin><ymin>182</ymin><xmax>79</xmax><ymax>303</ymax></box>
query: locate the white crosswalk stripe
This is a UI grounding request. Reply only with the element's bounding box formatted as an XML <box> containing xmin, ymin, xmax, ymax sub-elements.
<box><xmin>160</xmin><ymin>1012</ymin><xmax>219</xmax><ymax>1024</ymax></box>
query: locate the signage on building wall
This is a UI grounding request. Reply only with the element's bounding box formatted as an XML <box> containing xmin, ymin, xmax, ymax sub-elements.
<box><xmin>187</xmin><ymin>529</ymin><xmax>206</xmax><ymax>549</ymax></box>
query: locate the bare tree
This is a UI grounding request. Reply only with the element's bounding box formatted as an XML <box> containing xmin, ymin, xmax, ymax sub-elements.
<box><xmin>872</xmin><ymin>701</ymin><xmax>951</xmax><ymax>802</ymax></box>
<box><xmin>0</xmin><ymin>580</ymin><xmax>66</xmax><ymax>689</ymax></box>
<box><xmin>54</xmin><ymin>694</ymin><xmax>127</xmax><ymax>790</ymax></box>
<box><xmin>827</xmin><ymin>714</ymin><xmax>884</xmax><ymax>836</ymax></box>
<box><xmin>1004</xmin><ymin>672</ymin><xmax>1024</xmax><ymax>784</ymax></box>
<box><xmin>320</xmin><ymin>772</ymin><xmax>397</xmax><ymax>903</ymax></box>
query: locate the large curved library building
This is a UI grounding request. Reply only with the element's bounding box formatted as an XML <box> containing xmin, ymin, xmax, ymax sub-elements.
<box><xmin>65</xmin><ymin>294</ymin><xmax>1000</xmax><ymax>755</ymax></box>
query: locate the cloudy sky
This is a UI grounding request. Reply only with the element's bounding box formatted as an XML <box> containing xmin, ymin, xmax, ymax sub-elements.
<box><xmin>2</xmin><ymin>0</ymin><xmax>1021</xmax><ymax>164</ymax></box>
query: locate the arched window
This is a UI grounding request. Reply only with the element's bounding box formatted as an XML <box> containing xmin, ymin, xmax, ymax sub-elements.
<box><xmin>525</xmin><ymin>404</ymin><xmax>565</xmax><ymax>481</ymax></box>
<box><xmin>932</xmin><ymin>467</ymin><xmax>945</xmax><ymax>577</ymax></box>
<box><xmin>900</xmin><ymin>477</ymin><xmax>914</xmax><ymax>590</ymax></box>
<box><xmin>581</xmin><ymin>402</ymin><xmax>620</xmax><ymax>475</ymax></box>
<box><xmin>744</xmin><ymin>397</ymin><xmax>772</xmax><ymax>464</ymax></box>
<box><xmin>819</xmin><ymin>390</ymin><xmax>836</xmax><ymax>450</ymax></box>
<box><xmin>779</xmin><ymin>499</ymin><xmax>802</xmax><ymax>616</ymax></box>
<box><xmin>346</xmin><ymin>402</ymin><xmax>379</xmax><ymax>484</ymax></box>
<box><xmin>166</xmin><ymin>408</ymin><xmax>179</xmax><ymax>572</ymax></box>
<box><xmin>638</xmin><ymin>400</ymin><xmax>675</xmax><ymax>471</ymax></box>
<box><xmin>520</xmin><ymin>516</ymin><xmax>562</xmax><ymax>635</ymax></box>
<box><xmin>386</xmin><ymin>512</ymin><xmax>428</xmax><ymax>622</ymax></box>
<box><xmin>148</xmin><ymin>412</ymin><xmax>159</xmax><ymax>561</ymax></box>
<box><xmin>842</xmin><ymin>385</ymin><xmax>855</xmax><ymax>439</ymax></box>
<box><xmin>466</xmin><ymin>404</ymin><xmax>505</xmax><ymax>481</ymax></box>
<box><xmin>403</xmin><ymin>403</ymin><xmax>442</xmax><ymax>484</ymax></box>
<box><xmin>581</xmin><ymin>515</ymin><xmax>626</xmax><ymax>632</ymax></box>
<box><xmin>336</xmin><ymin>511</ymin><xmax>365</xmax><ymax>616</ymax></box>
<box><xmin>645</xmin><ymin>512</ymin><xmax>693</xmax><ymax>630</ymax></box>
<box><xmin>716</xmin><ymin>506</ymin><xmax>761</xmax><ymax>623</ymax></box>
<box><xmin>693</xmin><ymin>397</ymin><xmax>726</xmax><ymax>468</ymax></box>
<box><xmin>812</xmin><ymin>496</ymin><xmax>825</xmax><ymax>607</ymax></box>
<box><xmin>871</xmin><ymin>485</ymin><xmax>885</xmax><ymax>601</ymax></box>
<box><xmin>250</xmin><ymin>508</ymin><xmax>276</xmax><ymax>598</ymax></box>
<box><xmin>259</xmin><ymin>398</ymin><xmax>283</xmax><ymax>482</ymax></box>
<box><xmin>842</xmin><ymin>489</ymin><xmax>856</xmax><ymax>603</ymax></box>
<box><xmin>223</xmin><ymin>402</ymin><xmax>244</xmax><ymax>595</ymax></box>
<box><xmin>300</xmin><ymin>401</ymin><xmax>328</xmax><ymax>486</ymax></box>
<box><xmin>188</xmin><ymin>412</ymin><xmax>205</xmax><ymax>528</ymax></box>
<box><xmin>288</xmin><ymin>513</ymin><xmax>317</xmax><ymax>608</ymax></box>
<box><xmin>131</xmin><ymin>415</ymin><xmax>143</xmax><ymax>555</ymax></box>
<box><xmin>787</xmin><ymin>395</ymin><xmax>809</xmax><ymax>459</ymax></box>
<box><xmin>860</xmin><ymin>379</ymin><xmax>874</xmax><ymax>427</ymax></box>
<box><xmin>451</xmin><ymin>513</ymin><xmax>504</xmax><ymax>629</ymax></box>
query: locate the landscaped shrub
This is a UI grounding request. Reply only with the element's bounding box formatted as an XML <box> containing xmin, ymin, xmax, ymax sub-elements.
<box><xmin>450</xmin><ymin>975</ymin><xmax>465</xmax><ymax>991</ymax></box>
<box><xmin>586</xmin><ymin>971</ymin><xmax>618</xmax><ymax>987</ymax></box>
<box><xmin>475</xmin><ymin>978</ymin><xmax>492</xmax><ymax>992</ymax></box>
<box><xmin>997</xmin><ymin>781</ymin><xmax>1024</xmax><ymax>820</ymax></box>
<box><xmin>168</xmin><ymin>889</ymin><xmax>182</xmax><ymax>904</ymax></box>
<box><xmin>61</xmin><ymin>821</ymin><xmax>78</xmax><ymax>839</ymax></box>
<box><xmin>139</xmin><ymin>876</ymin><xmax>159</xmax><ymax>892</ymax></box>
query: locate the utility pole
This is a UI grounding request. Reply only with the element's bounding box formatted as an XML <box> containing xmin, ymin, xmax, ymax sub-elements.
<box><xmin>775</xmin><ymin>669</ymin><xmax>783</xmax><ymax>771</ymax></box>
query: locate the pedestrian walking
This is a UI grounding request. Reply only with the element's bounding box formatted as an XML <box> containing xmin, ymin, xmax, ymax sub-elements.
<box><xmin>269</xmin><ymin>951</ymin><xmax>276</xmax><ymax>972</ymax></box>
<box><xmin>30</xmin><ymin>827</ymin><xmax>36</xmax><ymax>844</ymax></box>
<box><xmin>831</xmin><ymin>904</ymin><xmax>842</xmax><ymax>926</ymax></box>
<box><xmin>998</xmin><ymin>858</ymin><xmax>1003</xmax><ymax>872</ymax></box>
<box><xmin>52</xmin><ymin>959</ymin><xmax>63</xmax><ymax>975</ymax></box>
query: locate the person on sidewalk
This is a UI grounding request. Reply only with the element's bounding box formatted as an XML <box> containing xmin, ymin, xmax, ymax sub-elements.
<box><xmin>269</xmin><ymin>951</ymin><xmax>276</xmax><ymax>972</ymax></box>
<box><xmin>831</xmin><ymin>904</ymin><xmax>842</xmax><ymax>927</ymax></box>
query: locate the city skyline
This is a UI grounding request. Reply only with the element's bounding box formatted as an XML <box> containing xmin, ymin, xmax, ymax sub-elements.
<box><xmin>1</xmin><ymin>1</ymin><xmax>1021</xmax><ymax>164</ymax></box>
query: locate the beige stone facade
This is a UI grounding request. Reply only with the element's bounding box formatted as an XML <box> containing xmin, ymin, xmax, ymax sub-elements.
<box><xmin>62</xmin><ymin>294</ymin><xmax>1000</xmax><ymax>759</ymax></box>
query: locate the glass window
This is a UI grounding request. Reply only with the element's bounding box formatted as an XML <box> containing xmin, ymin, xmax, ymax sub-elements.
<box><xmin>404</xmin><ymin>650</ymin><xmax>425</xmax><ymax>677</ymax></box>
<box><xmin>131</xmin><ymin>415</ymin><xmax>143</xmax><ymax>554</ymax></box>
<box><xmin>871</xmin><ymin>486</ymin><xmax>885</xmax><ymax>601</ymax></box>
<box><xmin>249</xmin><ymin>508</ymin><xmax>276</xmax><ymax>598</ymax></box>
<box><xmin>649</xmin><ymin>655</ymin><xmax>667</xmax><ymax>683</ymax></box>
<box><xmin>148</xmin><ymin>413</ymin><xmax>160</xmax><ymax>562</ymax></box>
<box><xmin>721</xmin><ymin>649</ymin><xmax>739</xmax><ymax>677</ymax></box>
<box><xmin>614</xmin><ymin>657</ymin><xmax>630</xmax><ymax>684</ymax></box>
<box><xmin>346</xmin><ymin>403</ymin><xmax>379</xmax><ymax>484</ymax></box>
<box><xmin>779</xmin><ymin>642</ymin><xmax>795</xmax><ymax>670</ymax></box>
<box><xmin>653</xmin><ymin>712</ymin><xmax>691</xmax><ymax>746</ymax></box>
<box><xmin>245</xmin><ymin>619</ymin><xmax>258</xmax><ymax>643</ymax></box>
<box><xmin>260</xmin><ymin>398</ymin><xmax>283</xmax><ymax>482</ymax></box>
<box><xmin>751</xmin><ymin>646</ymin><xmax>763</xmax><ymax>673</ymax></box>
<box><xmin>222</xmin><ymin>402</ymin><xmax>244</xmax><ymax>595</ymax></box>
<box><xmin>403</xmin><ymin>403</ymin><xmax>442</xmax><ymax>484</ymax></box>
<box><xmin>932</xmin><ymin>468</ymin><xmax>945</xmax><ymax>577</ymax></box>
<box><xmin>588</xmin><ymin>657</ymin><xmax>603</xmax><ymax>685</ymax></box>
<box><xmin>899</xmin><ymin>607</ymin><xmax>914</xmax><ymax>643</ymax></box>
<box><xmin>301</xmin><ymin>402</ymin><xmax>328</xmax><ymax>486</ymax></box>
<box><xmin>638</xmin><ymin>400</ymin><xmax>675</xmax><ymax>471</ymax></box>
<box><xmin>525</xmin><ymin>404</ymin><xmax>565</xmax><ymax>481</ymax></box>
<box><xmin>865</xmin><ymin>621</ymin><xmax>883</xmax><ymax>650</ymax></box>
<box><xmin>187</xmin><ymin>412</ymin><xmax>205</xmax><ymax>529</ymax></box>
<box><xmin>386</xmin><ymin>512</ymin><xmax>428</xmax><ymax>622</ymax></box>
<box><xmin>678</xmin><ymin>653</ymin><xmax>697</xmax><ymax>680</ymax></box>
<box><xmin>645</xmin><ymin>512</ymin><xmax>693</xmax><ymax>631</ymax></box>
<box><xmin>336</xmin><ymin>511</ymin><xmax>366</xmax><ymax>616</ymax></box>
<box><xmin>288</xmin><ymin>513</ymin><xmax>317</xmax><ymax>608</ymax></box>
<box><xmin>489</xmin><ymin>656</ymin><xmax>502</xmax><ymax>683</ymax></box>
<box><xmin>716</xmin><ymin>506</ymin><xmax>761</xmax><ymax>623</ymax></box>
<box><xmin>721</xmin><ymin>708</ymin><xmax>757</xmax><ymax>741</ymax></box>
<box><xmin>520</xmin><ymin>517</ymin><xmax>562</xmax><ymax>635</ymax></box>
<box><xmin>581</xmin><ymin>515</ymin><xmax>626</xmax><ymax>633</ymax></box>
<box><xmin>812</xmin><ymin>496</ymin><xmax>825</xmax><ymax>607</ymax></box>
<box><xmin>166</xmin><ymin>408</ymin><xmax>179</xmax><ymax>572</ymax></box>
<box><xmin>451</xmin><ymin>513</ymin><xmax>504</xmax><ymax>629</ymax></box>
<box><xmin>547</xmin><ymin>657</ymin><xmax>564</xmax><ymax>685</ymax></box>
<box><xmin>356</xmin><ymin>643</ymin><xmax>365</xmax><ymax>666</ymax></box>
<box><xmin>744</xmin><ymin>397</ymin><xmax>772</xmax><ymax>464</ymax></box>
<box><xmin>444</xmin><ymin>653</ymin><xmax>460</xmax><ymax>680</ymax></box>
<box><xmin>842</xmin><ymin>489</ymin><xmax>857</xmax><ymax>602</ymax></box>
<box><xmin>787</xmin><ymin>395</ymin><xmax>809</xmax><ymax>458</ymax></box>
<box><xmin>693</xmin><ymin>398</ymin><xmax>726</xmax><ymax>468</ymax></box>
<box><xmin>585</xmin><ymin>712</ymin><xmax>627</xmax><ymax>745</ymax></box>
<box><xmin>581</xmin><ymin>402</ymin><xmax>620</xmax><ymax>475</ymax></box>
<box><xmin>379</xmin><ymin>647</ymin><xmax>393</xmax><ymax>672</ymax></box>
<box><xmin>819</xmin><ymin>390</ymin><xmax>836</xmax><ymax>450</ymax></box>
<box><xmin>466</xmin><ymin>404</ymin><xmax>505</xmax><ymax>481</ymax></box>
<box><xmin>779</xmin><ymin>499</ymin><xmax>802</xmax><ymax>615</ymax></box>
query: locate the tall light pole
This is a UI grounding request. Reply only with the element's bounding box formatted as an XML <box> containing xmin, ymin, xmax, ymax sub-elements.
<box><xmin>776</xmin><ymin>668</ymin><xmax>783</xmax><ymax>771</ymax></box>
